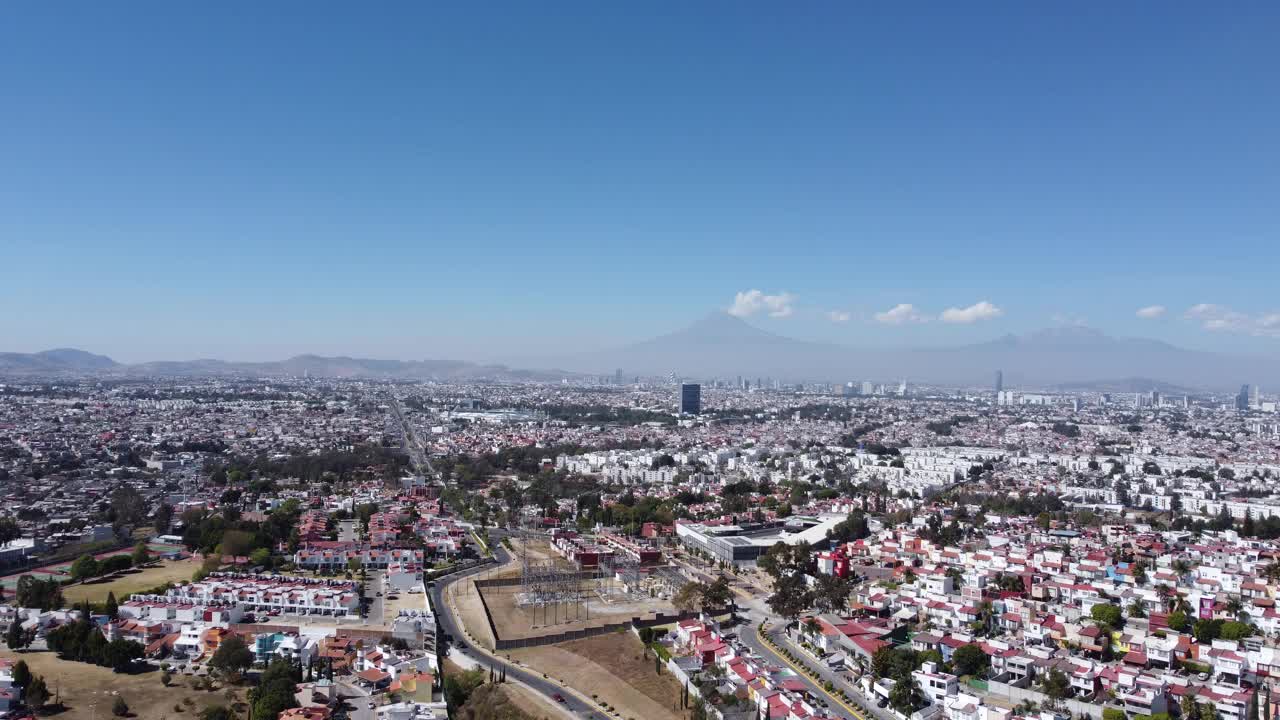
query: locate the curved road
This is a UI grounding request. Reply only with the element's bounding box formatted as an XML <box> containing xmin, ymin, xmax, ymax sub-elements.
<box><xmin>430</xmin><ymin>546</ymin><xmax>611</xmax><ymax>720</ymax></box>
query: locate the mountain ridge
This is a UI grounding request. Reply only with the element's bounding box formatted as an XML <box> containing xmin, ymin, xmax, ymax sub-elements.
<box><xmin>3</xmin><ymin>313</ymin><xmax>1276</xmax><ymax>389</ymax></box>
<box><xmin>0</xmin><ymin>350</ymin><xmax>573</xmax><ymax>383</ymax></box>
<box><xmin>532</xmin><ymin>312</ymin><xmax>1276</xmax><ymax>389</ymax></box>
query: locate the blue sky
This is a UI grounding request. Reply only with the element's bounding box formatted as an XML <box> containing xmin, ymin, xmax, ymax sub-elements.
<box><xmin>2</xmin><ymin>3</ymin><xmax>1277</xmax><ymax>362</ymax></box>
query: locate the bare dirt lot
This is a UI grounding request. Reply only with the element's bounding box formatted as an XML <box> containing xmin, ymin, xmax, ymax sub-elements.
<box><xmin>0</xmin><ymin>650</ymin><xmax>246</xmax><ymax>720</ymax></box>
<box><xmin>511</xmin><ymin>632</ymin><xmax>688</xmax><ymax>720</ymax></box>
<box><xmin>480</xmin><ymin>581</ymin><xmax>677</xmax><ymax>640</ymax></box>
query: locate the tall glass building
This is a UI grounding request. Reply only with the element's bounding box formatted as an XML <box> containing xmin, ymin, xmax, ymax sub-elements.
<box><xmin>680</xmin><ymin>383</ymin><xmax>701</xmax><ymax>415</ymax></box>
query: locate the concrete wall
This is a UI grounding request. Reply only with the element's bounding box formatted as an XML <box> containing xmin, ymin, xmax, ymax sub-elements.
<box><xmin>984</xmin><ymin>679</ymin><xmax>1103</xmax><ymax>720</ymax></box>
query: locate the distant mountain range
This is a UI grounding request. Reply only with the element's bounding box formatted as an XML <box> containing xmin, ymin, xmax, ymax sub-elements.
<box><xmin>532</xmin><ymin>312</ymin><xmax>1277</xmax><ymax>390</ymax></box>
<box><xmin>0</xmin><ymin>349</ymin><xmax>570</xmax><ymax>383</ymax></box>
<box><xmin>3</xmin><ymin>314</ymin><xmax>1275</xmax><ymax>389</ymax></box>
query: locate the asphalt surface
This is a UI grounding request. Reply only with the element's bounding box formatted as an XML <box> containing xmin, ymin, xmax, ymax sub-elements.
<box><xmin>431</xmin><ymin>546</ymin><xmax>608</xmax><ymax>720</ymax></box>
<box><xmin>336</xmin><ymin>679</ymin><xmax>374</xmax><ymax>720</ymax></box>
<box><xmin>736</xmin><ymin>612</ymin><xmax>861</xmax><ymax>720</ymax></box>
<box><xmin>366</xmin><ymin>570</ymin><xmax>385</xmax><ymax>624</ymax></box>
<box><xmin>390</xmin><ymin>396</ymin><xmax>436</xmax><ymax>478</ymax></box>
<box><xmin>767</xmin><ymin>627</ymin><xmax>897</xmax><ymax>720</ymax></box>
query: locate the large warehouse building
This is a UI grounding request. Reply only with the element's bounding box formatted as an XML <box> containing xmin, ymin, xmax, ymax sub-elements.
<box><xmin>675</xmin><ymin>515</ymin><xmax>844</xmax><ymax>566</ymax></box>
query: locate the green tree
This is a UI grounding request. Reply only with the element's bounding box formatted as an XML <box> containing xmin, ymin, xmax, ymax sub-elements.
<box><xmin>69</xmin><ymin>554</ymin><xmax>101</xmax><ymax>581</ymax></box>
<box><xmin>871</xmin><ymin>646</ymin><xmax>897</xmax><ymax>679</ymax></box>
<box><xmin>249</xmin><ymin>547</ymin><xmax>271</xmax><ymax>568</ymax></box>
<box><xmin>672</xmin><ymin>582</ymin><xmax>703</xmax><ymax>612</ymax></box>
<box><xmin>1040</xmin><ymin>668</ymin><xmax>1071</xmax><ymax>702</ymax></box>
<box><xmin>889</xmin><ymin>676</ymin><xmax>922</xmax><ymax>714</ymax></box>
<box><xmin>105</xmin><ymin>591</ymin><xmax>119</xmax><ymax>620</ymax></box>
<box><xmin>112</xmin><ymin>696</ymin><xmax>130</xmax><ymax>716</ymax></box>
<box><xmin>131</xmin><ymin>541</ymin><xmax>151</xmax><ymax>567</ymax></box>
<box><xmin>952</xmin><ymin>644</ymin><xmax>991</xmax><ymax>677</ymax></box>
<box><xmin>1167</xmin><ymin>610</ymin><xmax>1189</xmax><ymax>632</ymax></box>
<box><xmin>103</xmin><ymin>638</ymin><xmax>144</xmax><ymax>672</ymax></box>
<box><xmin>5</xmin><ymin>618</ymin><xmax>29</xmax><ymax>651</ymax></box>
<box><xmin>209</xmin><ymin>634</ymin><xmax>254</xmax><ymax>676</ymax></box>
<box><xmin>0</xmin><ymin>517</ymin><xmax>20</xmax><ymax>549</ymax></box>
<box><xmin>766</xmin><ymin>572</ymin><xmax>812</xmax><ymax>620</ymax></box>
<box><xmin>1220</xmin><ymin>621</ymin><xmax>1254</xmax><ymax>641</ymax></box>
<box><xmin>1183</xmin><ymin>693</ymin><xmax>1202</xmax><ymax>720</ymax></box>
<box><xmin>26</xmin><ymin>675</ymin><xmax>50</xmax><ymax>709</ymax></box>
<box><xmin>249</xmin><ymin>658</ymin><xmax>300</xmax><ymax>719</ymax></box>
<box><xmin>1193</xmin><ymin>619</ymin><xmax>1223</xmax><ymax>644</ymax></box>
<box><xmin>154</xmin><ymin>503</ymin><xmax>174</xmax><ymax>534</ymax></box>
<box><xmin>812</xmin><ymin>573</ymin><xmax>854</xmax><ymax>614</ymax></box>
<box><xmin>1090</xmin><ymin>603</ymin><xmax>1123</xmax><ymax>630</ymax></box>
<box><xmin>11</xmin><ymin>660</ymin><xmax>31</xmax><ymax>689</ymax></box>
<box><xmin>700</xmin><ymin>575</ymin><xmax>732</xmax><ymax>612</ymax></box>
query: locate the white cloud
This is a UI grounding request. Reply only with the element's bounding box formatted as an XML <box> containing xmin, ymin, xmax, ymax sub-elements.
<box><xmin>1184</xmin><ymin>303</ymin><xmax>1280</xmax><ymax>337</ymax></box>
<box><xmin>874</xmin><ymin>303</ymin><xmax>928</xmax><ymax>325</ymax></box>
<box><xmin>826</xmin><ymin>310</ymin><xmax>851</xmax><ymax>323</ymax></box>
<box><xmin>728</xmin><ymin>290</ymin><xmax>796</xmax><ymax>319</ymax></box>
<box><xmin>940</xmin><ymin>301</ymin><xmax>1003</xmax><ymax>324</ymax></box>
<box><xmin>1135</xmin><ymin>305</ymin><xmax>1166</xmax><ymax>319</ymax></box>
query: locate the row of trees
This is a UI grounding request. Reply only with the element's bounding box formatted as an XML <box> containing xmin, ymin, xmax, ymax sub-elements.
<box><xmin>672</xmin><ymin>576</ymin><xmax>733</xmax><ymax>614</ymax></box>
<box><xmin>69</xmin><ymin>542</ymin><xmax>152</xmax><ymax>581</ymax></box>
<box><xmin>180</xmin><ymin>498</ymin><xmax>302</xmax><ymax>556</ymax></box>
<box><xmin>45</xmin><ymin>608</ymin><xmax>145</xmax><ymax>672</ymax></box>
<box><xmin>757</xmin><ymin>541</ymin><xmax>858</xmax><ymax>619</ymax></box>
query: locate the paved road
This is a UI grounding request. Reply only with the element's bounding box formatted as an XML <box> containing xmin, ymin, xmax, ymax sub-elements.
<box><xmin>389</xmin><ymin>396</ymin><xmax>436</xmax><ymax>479</ymax></box>
<box><xmin>767</xmin><ymin>627</ymin><xmax>897</xmax><ymax>720</ymax></box>
<box><xmin>366</xmin><ymin>570</ymin><xmax>385</xmax><ymax>625</ymax></box>
<box><xmin>736</xmin><ymin>613</ymin><xmax>861</xmax><ymax>720</ymax></box>
<box><xmin>431</xmin><ymin>547</ymin><xmax>606</xmax><ymax>720</ymax></box>
<box><xmin>336</xmin><ymin>680</ymin><xmax>374</xmax><ymax>720</ymax></box>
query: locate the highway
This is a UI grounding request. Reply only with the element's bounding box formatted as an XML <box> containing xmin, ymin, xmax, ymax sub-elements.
<box><xmin>430</xmin><ymin>545</ymin><xmax>609</xmax><ymax>720</ymax></box>
<box><xmin>389</xmin><ymin>395</ymin><xmax>436</xmax><ymax>479</ymax></box>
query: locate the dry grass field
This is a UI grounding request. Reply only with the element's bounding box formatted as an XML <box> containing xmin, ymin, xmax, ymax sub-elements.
<box><xmin>61</xmin><ymin>557</ymin><xmax>203</xmax><ymax>604</ymax></box>
<box><xmin>0</xmin><ymin>650</ymin><xmax>246</xmax><ymax>720</ymax></box>
<box><xmin>511</xmin><ymin>632</ymin><xmax>688</xmax><ymax>720</ymax></box>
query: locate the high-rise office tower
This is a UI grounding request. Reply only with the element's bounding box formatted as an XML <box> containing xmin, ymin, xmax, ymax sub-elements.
<box><xmin>680</xmin><ymin>383</ymin><xmax>701</xmax><ymax>415</ymax></box>
<box><xmin>1236</xmin><ymin>385</ymin><xmax>1250</xmax><ymax>410</ymax></box>
<box><xmin>995</xmin><ymin>370</ymin><xmax>1003</xmax><ymax>395</ymax></box>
